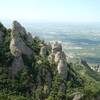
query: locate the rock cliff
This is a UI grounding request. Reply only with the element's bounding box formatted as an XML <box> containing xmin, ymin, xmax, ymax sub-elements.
<box><xmin>10</xmin><ymin>21</ymin><xmax>33</xmax><ymax>76</ymax></box>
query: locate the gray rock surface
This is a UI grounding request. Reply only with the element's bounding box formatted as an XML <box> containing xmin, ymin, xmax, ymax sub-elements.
<box><xmin>10</xmin><ymin>21</ymin><xmax>33</xmax><ymax>76</ymax></box>
<box><xmin>55</xmin><ymin>51</ymin><xmax>66</xmax><ymax>63</ymax></box>
<box><xmin>57</xmin><ymin>60</ymin><xmax>68</xmax><ymax>79</ymax></box>
<box><xmin>11</xmin><ymin>56</ymin><xmax>25</xmax><ymax>76</ymax></box>
<box><xmin>10</xmin><ymin>21</ymin><xmax>32</xmax><ymax>57</ymax></box>
<box><xmin>51</xmin><ymin>41</ymin><xmax>62</xmax><ymax>54</ymax></box>
<box><xmin>48</xmin><ymin>53</ymin><xmax>55</xmax><ymax>63</ymax></box>
<box><xmin>11</xmin><ymin>21</ymin><xmax>26</xmax><ymax>38</ymax></box>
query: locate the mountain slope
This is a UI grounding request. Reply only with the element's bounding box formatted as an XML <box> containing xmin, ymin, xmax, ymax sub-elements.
<box><xmin>0</xmin><ymin>21</ymin><xmax>100</xmax><ymax>100</ymax></box>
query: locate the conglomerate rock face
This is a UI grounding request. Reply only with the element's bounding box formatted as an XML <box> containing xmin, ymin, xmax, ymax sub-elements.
<box><xmin>11</xmin><ymin>21</ymin><xmax>26</xmax><ymax>38</ymax></box>
<box><xmin>55</xmin><ymin>51</ymin><xmax>66</xmax><ymax>63</ymax></box>
<box><xmin>51</xmin><ymin>41</ymin><xmax>62</xmax><ymax>54</ymax></box>
<box><xmin>48</xmin><ymin>41</ymin><xmax>68</xmax><ymax>79</ymax></box>
<box><xmin>10</xmin><ymin>21</ymin><xmax>33</xmax><ymax>76</ymax></box>
<box><xmin>11</xmin><ymin>56</ymin><xmax>25</xmax><ymax>77</ymax></box>
<box><xmin>9</xmin><ymin>21</ymin><xmax>68</xmax><ymax>80</ymax></box>
<box><xmin>57</xmin><ymin>59</ymin><xmax>68</xmax><ymax>79</ymax></box>
<box><xmin>10</xmin><ymin>21</ymin><xmax>32</xmax><ymax>57</ymax></box>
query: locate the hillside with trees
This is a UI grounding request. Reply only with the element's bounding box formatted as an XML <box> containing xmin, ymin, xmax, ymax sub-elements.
<box><xmin>0</xmin><ymin>21</ymin><xmax>100</xmax><ymax>100</ymax></box>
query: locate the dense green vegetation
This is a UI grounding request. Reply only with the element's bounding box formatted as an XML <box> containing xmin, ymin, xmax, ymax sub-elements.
<box><xmin>0</xmin><ymin>22</ymin><xmax>100</xmax><ymax>100</ymax></box>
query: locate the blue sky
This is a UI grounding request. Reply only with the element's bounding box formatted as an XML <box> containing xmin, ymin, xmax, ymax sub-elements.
<box><xmin>0</xmin><ymin>0</ymin><xmax>100</xmax><ymax>22</ymax></box>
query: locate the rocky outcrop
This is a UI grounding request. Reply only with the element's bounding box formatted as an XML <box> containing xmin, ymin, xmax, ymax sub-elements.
<box><xmin>0</xmin><ymin>31</ymin><xmax>4</xmax><ymax>42</ymax></box>
<box><xmin>57</xmin><ymin>60</ymin><xmax>68</xmax><ymax>79</ymax></box>
<box><xmin>48</xmin><ymin>41</ymin><xmax>68</xmax><ymax>79</ymax></box>
<box><xmin>51</xmin><ymin>41</ymin><xmax>62</xmax><ymax>54</ymax></box>
<box><xmin>55</xmin><ymin>51</ymin><xmax>66</xmax><ymax>63</ymax></box>
<box><xmin>40</xmin><ymin>46</ymin><xmax>47</xmax><ymax>57</ymax></box>
<box><xmin>10</xmin><ymin>21</ymin><xmax>33</xmax><ymax>76</ymax></box>
<box><xmin>11</xmin><ymin>56</ymin><xmax>25</xmax><ymax>76</ymax></box>
<box><xmin>10</xmin><ymin>36</ymin><xmax>32</xmax><ymax>57</ymax></box>
<box><xmin>10</xmin><ymin>21</ymin><xmax>32</xmax><ymax>57</ymax></box>
<box><xmin>48</xmin><ymin>53</ymin><xmax>55</xmax><ymax>63</ymax></box>
<box><xmin>11</xmin><ymin>21</ymin><xmax>26</xmax><ymax>38</ymax></box>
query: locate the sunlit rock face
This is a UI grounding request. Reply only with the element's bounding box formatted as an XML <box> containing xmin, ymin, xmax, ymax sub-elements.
<box><xmin>51</xmin><ymin>41</ymin><xmax>62</xmax><ymax>54</ymax></box>
<box><xmin>55</xmin><ymin>51</ymin><xmax>66</xmax><ymax>63</ymax></box>
<box><xmin>57</xmin><ymin>60</ymin><xmax>68</xmax><ymax>79</ymax></box>
<box><xmin>10</xmin><ymin>21</ymin><xmax>33</xmax><ymax>76</ymax></box>
<box><xmin>10</xmin><ymin>21</ymin><xmax>32</xmax><ymax>57</ymax></box>
<box><xmin>40</xmin><ymin>46</ymin><xmax>47</xmax><ymax>57</ymax></box>
<box><xmin>0</xmin><ymin>31</ymin><xmax>4</xmax><ymax>42</ymax></box>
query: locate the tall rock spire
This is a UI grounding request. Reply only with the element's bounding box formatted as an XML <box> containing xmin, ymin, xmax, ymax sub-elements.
<box><xmin>10</xmin><ymin>21</ymin><xmax>33</xmax><ymax>76</ymax></box>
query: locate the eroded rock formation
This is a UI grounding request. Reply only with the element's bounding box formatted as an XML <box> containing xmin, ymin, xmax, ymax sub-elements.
<box><xmin>55</xmin><ymin>51</ymin><xmax>66</xmax><ymax>63</ymax></box>
<box><xmin>52</xmin><ymin>41</ymin><xmax>62</xmax><ymax>54</ymax></box>
<box><xmin>57</xmin><ymin>59</ymin><xmax>68</xmax><ymax>79</ymax></box>
<box><xmin>10</xmin><ymin>21</ymin><xmax>32</xmax><ymax>57</ymax></box>
<box><xmin>10</xmin><ymin>21</ymin><xmax>33</xmax><ymax>76</ymax></box>
<box><xmin>48</xmin><ymin>53</ymin><xmax>55</xmax><ymax>63</ymax></box>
